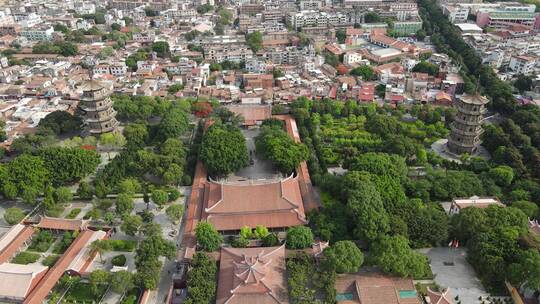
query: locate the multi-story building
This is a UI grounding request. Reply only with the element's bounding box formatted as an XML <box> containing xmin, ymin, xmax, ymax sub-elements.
<box><xmin>78</xmin><ymin>80</ymin><xmax>119</xmax><ymax>135</ymax></box>
<box><xmin>20</xmin><ymin>26</ymin><xmax>54</xmax><ymax>41</ymax></box>
<box><xmin>287</xmin><ymin>10</ymin><xmax>348</xmax><ymax>30</ymax></box>
<box><xmin>476</xmin><ymin>9</ymin><xmax>538</xmax><ymax>28</ymax></box>
<box><xmin>509</xmin><ymin>55</ymin><xmax>538</xmax><ymax>75</ymax></box>
<box><xmin>393</xmin><ymin>19</ymin><xmax>423</xmax><ymax>35</ymax></box>
<box><xmin>447</xmin><ymin>94</ymin><xmax>489</xmax><ymax>155</ymax></box>
<box><xmin>300</xmin><ymin>0</ymin><xmax>323</xmax><ymax>10</ymax></box>
<box><xmin>442</xmin><ymin>5</ymin><xmax>470</xmax><ymax>23</ymax></box>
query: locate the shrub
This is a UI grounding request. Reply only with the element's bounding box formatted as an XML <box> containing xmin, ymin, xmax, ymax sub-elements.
<box><xmin>98</xmin><ymin>199</ymin><xmax>114</xmax><ymax>210</ymax></box>
<box><xmin>168</xmin><ymin>189</ymin><xmax>181</xmax><ymax>201</ymax></box>
<box><xmin>45</xmin><ymin>205</ymin><xmax>65</xmax><ymax>217</ymax></box>
<box><xmin>286</xmin><ymin>226</ymin><xmax>314</xmax><ymax>249</ymax></box>
<box><xmin>262</xmin><ymin>233</ymin><xmax>279</xmax><ymax>247</ymax></box>
<box><xmin>3</xmin><ymin>207</ymin><xmax>25</xmax><ymax>225</ymax></box>
<box><xmin>65</xmin><ymin>208</ymin><xmax>81</xmax><ymax>219</ymax></box>
<box><xmin>111</xmin><ymin>254</ymin><xmax>127</xmax><ymax>266</ymax></box>
<box><xmin>42</xmin><ymin>254</ymin><xmax>60</xmax><ymax>267</ymax></box>
<box><xmin>28</xmin><ymin>230</ymin><xmax>55</xmax><ymax>252</ymax></box>
<box><xmin>12</xmin><ymin>251</ymin><xmax>40</xmax><ymax>264</ymax></box>
<box><xmin>106</xmin><ymin>240</ymin><xmax>137</xmax><ymax>252</ymax></box>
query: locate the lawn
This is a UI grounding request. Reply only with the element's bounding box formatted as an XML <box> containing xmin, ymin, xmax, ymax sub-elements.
<box><xmin>12</xmin><ymin>251</ymin><xmax>40</xmax><ymax>264</ymax></box>
<box><xmin>62</xmin><ymin>282</ymin><xmax>108</xmax><ymax>303</ymax></box>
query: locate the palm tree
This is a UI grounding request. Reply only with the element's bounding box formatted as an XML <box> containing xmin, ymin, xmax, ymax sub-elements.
<box><xmin>89</xmin><ymin>240</ymin><xmax>111</xmax><ymax>263</ymax></box>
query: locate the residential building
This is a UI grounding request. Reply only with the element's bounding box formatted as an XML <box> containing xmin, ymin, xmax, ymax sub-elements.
<box><xmin>20</xmin><ymin>26</ymin><xmax>54</xmax><ymax>41</ymax></box>
<box><xmin>509</xmin><ymin>55</ymin><xmax>538</xmax><ymax>75</ymax></box>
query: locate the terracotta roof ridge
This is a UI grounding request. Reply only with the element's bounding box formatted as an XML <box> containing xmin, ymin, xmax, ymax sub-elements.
<box><xmin>259</xmin><ymin>244</ymin><xmax>286</xmax><ymax>260</ymax></box>
<box><xmin>279</xmin><ymin>176</ymin><xmax>302</xmax><ymax>210</ymax></box>
<box><xmin>204</xmin><ymin>182</ymin><xmax>224</xmax><ymax>213</ymax></box>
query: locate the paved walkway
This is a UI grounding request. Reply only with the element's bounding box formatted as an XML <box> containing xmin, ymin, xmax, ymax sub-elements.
<box><xmin>422</xmin><ymin>247</ymin><xmax>489</xmax><ymax>304</ymax></box>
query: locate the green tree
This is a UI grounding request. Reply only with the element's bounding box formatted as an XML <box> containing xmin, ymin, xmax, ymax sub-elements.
<box><xmin>195</xmin><ymin>222</ymin><xmax>222</xmax><ymax>252</ymax></box>
<box><xmin>152</xmin><ymin>41</ymin><xmax>170</xmax><ymax>58</ymax></box>
<box><xmin>488</xmin><ymin>165</ymin><xmax>514</xmax><ymax>187</ymax></box>
<box><xmin>508</xmin><ymin>249</ymin><xmax>540</xmax><ymax>291</ymax></box>
<box><xmin>411</xmin><ymin>61</ymin><xmax>439</xmax><ymax>76</ymax></box>
<box><xmin>89</xmin><ymin>240</ymin><xmax>112</xmax><ymax>263</ymax></box>
<box><xmin>364</xmin><ymin>12</ymin><xmax>381</xmax><ymax>23</ymax></box>
<box><xmin>1</xmin><ymin>154</ymin><xmax>49</xmax><ymax>203</ymax></box>
<box><xmin>111</xmin><ymin>23</ymin><xmax>121</xmax><ymax>31</ymax></box>
<box><xmin>156</xmin><ymin>108</ymin><xmax>189</xmax><ymax>141</ymax></box>
<box><xmin>166</xmin><ymin>204</ymin><xmax>184</xmax><ymax>224</ymax></box>
<box><xmin>38</xmin><ymin>110</ymin><xmax>82</xmax><ymax>135</ymax></box>
<box><xmin>514</xmin><ymin>74</ymin><xmax>533</xmax><ymax>93</ymax></box>
<box><xmin>110</xmin><ymin>270</ymin><xmax>134</xmax><ymax>294</ymax></box>
<box><xmin>118</xmin><ymin>178</ymin><xmax>141</xmax><ymax>196</ymax></box>
<box><xmin>336</xmin><ymin>29</ymin><xmax>346</xmax><ymax>44</ymax></box>
<box><xmin>511</xmin><ymin>201</ymin><xmax>539</xmax><ymax>218</ymax></box>
<box><xmin>199</xmin><ymin>124</ymin><xmax>249</xmax><ymax>177</ymax></box>
<box><xmin>151</xmin><ymin>189</ymin><xmax>168</xmax><ymax>206</ymax></box>
<box><xmin>253</xmin><ymin>225</ymin><xmax>269</xmax><ymax>239</ymax></box>
<box><xmin>255</xmin><ymin>125</ymin><xmax>309</xmax><ymax>174</ymax></box>
<box><xmin>121</xmin><ymin>215</ymin><xmax>143</xmax><ymax>236</ymax></box>
<box><xmin>323</xmin><ymin>240</ymin><xmax>363</xmax><ymax>273</ymax></box>
<box><xmin>350</xmin><ymin>65</ymin><xmax>376</xmax><ymax>80</ymax></box>
<box><xmin>246</xmin><ymin>31</ymin><xmax>263</xmax><ymax>53</ymax></box>
<box><xmin>37</xmin><ymin>147</ymin><xmax>100</xmax><ymax>186</ymax></box>
<box><xmin>116</xmin><ymin>193</ymin><xmax>134</xmax><ymax>215</ymax></box>
<box><xmin>89</xmin><ymin>270</ymin><xmax>110</xmax><ymax>295</ymax></box>
<box><xmin>185</xmin><ymin>252</ymin><xmax>217</xmax><ymax>304</ymax></box>
<box><xmin>286</xmin><ymin>226</ymin><xmax>314</xmax><ymax>249</ymax></box>
<box><xmin>167</xmin><ymin>83</ymin><xmax>184</xmax><ymax>95</ymax></box>
<box><xmin>54</xmin><ymin>187</ymin><xmax>73</xmax><ymax>205</ymax></box>
<box><xmin>416</xmin><ymin>29</ymin><xmax>427</xmax><ymax>41</ymax></box>
<box><xmin>3</xmin><ymin>207</ymin><xmax>25</xmax><ymax>225</ymax></box>
<box><xmin>123</xmin><ymin>123</ymin><xmax>148</xmax><ymax>148</ymax></box>
<box><xmin>77</xmin><ymin>181</ymin><xmax>94</xmax><ymax>199</ymax></box>
<box><xmin>371</xmin><ymin>235</ymin><xmax>430</xmax><ymax>278</ymax></box>
<box><xmin>98</xmin><ymin>46</ymin><xmax>114</xmax><ymax>59</ymax></box>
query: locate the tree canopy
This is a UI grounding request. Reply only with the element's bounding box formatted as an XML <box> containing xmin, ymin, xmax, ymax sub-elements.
<box><xmin>255</xmin><ymin>124</ymin><xmax>308</xmax><ymax>174</ymax></box>
<box><xmin>323</xmin><ymin>241</ymin><xmax>363</xmax><ymax>273</ymax></box>
<box><xmin>199</xmin><ymin>124</ymin><xmax>249</xmax><ymax>177</ymax></box>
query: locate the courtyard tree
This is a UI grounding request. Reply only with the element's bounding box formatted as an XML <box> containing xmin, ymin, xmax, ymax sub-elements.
<box><xmin>255</xmin><ymin>125</ymin><xmax>309</xmax><ymax>174</ymax></box>
<box><xmin>195</xmin><ymin>222</ymin><xmax>222</xmax><ymax>252</ymax></box>
<box><xmin>116</xmin><ymin>193</ymin><xmax>134</xmax><ymax>215</ymax></box>
<box><xmin>110</xmin><ymin>270</ymin><xmax>134</xmax><ymax>294</ymax></box>
<box><xmin>89</xmin><ymin>270</ymin><xmax>110</xmax><ymax>295</ymax></box>
<box><xmin>324</xmin><ymin>240</ymin><xmax>363</xmax><ymax>273</ymax></box>
<box><xmin>54</xmin><ymin>187</ymin><xmax>73</xmax><ymax>205</ymax></box>
<box><xmin>89</xmin><ymin>240</ymin><xmax>112</xmax><ymax>262</ymax></box>
<box><xmin>199</xmin><ymin>124</ymin><xmax>249</xmax><ymax>177</ymax></box>
<box><xmin>286</xmin><ymin>226</ymin><xmax>314</xmax><ymax>249</ymax></box>
<box><xmin>371</xmin><ymin>235</ymin><xmax>430</xmax><ymax>278</ymax></box>
<box><xmin>151</xmin><ymin>189</ymin><xmax>168</xmax><ymax>206</ymax></box>
<box><xmin>166</xmin><ymin>204</ymin><xmax>184</xmax><ymax>224</ymax></box>
<box><xmin>121</xmin><ymin>215</ymin><xmax>143</xmax><ymax>236</ymax></box>
<box><xmin>3</xmin><ymin>207</ymin><xmax>25</xmax><ymax>225</ymax></box>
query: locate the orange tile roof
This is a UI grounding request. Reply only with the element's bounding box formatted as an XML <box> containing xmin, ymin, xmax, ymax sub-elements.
<box><xmin>203</xmin><ymin>176</ymin><xmax>307</xmax><ymax>231</ymax></box>
<box><xmin>227</xmin><ymin>105</ymin><xmax>272</xmax><ymax>123</ymax></box>
<box><xmin>35</xmin><ymin>217</ymin><xmax>89</xmax><ymax>231</ymax></box>
<box><xmin>216</xmin><ymin>245</ymin><xmax>288</xmax><ymax>304</ymax></box>
<box><xmin>0</xmin><ymin>226</ymin><xmax>34</xmax><ymax>264</ymax></box>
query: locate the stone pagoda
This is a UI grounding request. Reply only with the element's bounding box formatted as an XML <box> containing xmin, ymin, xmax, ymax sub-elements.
<box><xmin>78</xmin><ymin>80</ymin><xmax>118</xmax><ymax>135</ymax></box>
<box><xmin>447</xmin><ymin>94</ymin><xmax>489</xmax><ymax>155</ymax></box>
